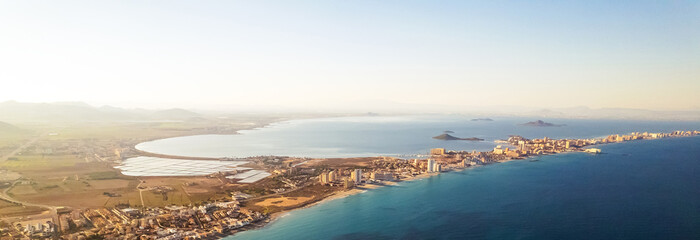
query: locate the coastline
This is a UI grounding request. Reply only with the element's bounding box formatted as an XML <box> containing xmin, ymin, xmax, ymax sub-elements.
<box><xmin>232</xmin><ymin>172</ymin><xmax>442</xmax><ymax>238</ymax></box>
<box><xmin>237</xmin><ymin>136</ymin><xmax>700</xmax><ymax>240</ymax></box>
<box><xmin>228</xmin><ymin>166</ymin><xmax>500</xmax><ymax>239</ymax></box>
<box><xmin>129</xmin><ymin>114</ymin><xmax>369</xmax><ymax>160</ymax></box>
<box><xmin>130</xmin><ymin>122</ymin><xmax>277</xmax><ymax>159</ymax></box>
<box><xmin>113</xmin><ymin>123</ymin><xmax>700</xmax><ymax>240</ymax></box>
<box><xmin>225</xmin><ymin>134</ymin><xmax>700</xmax><ymax>239</ymax></box>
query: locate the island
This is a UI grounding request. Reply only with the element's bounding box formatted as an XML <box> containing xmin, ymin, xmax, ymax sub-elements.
<box><xmin>471</xmin><ymin>118</ymin><xmax>494</xmax><ymax>121</ymax></box>
<box><xmin>432</xmin><ymin>133</ymin><xmax>484</xmax><ymax>141</ymax></box>
<box><xmin>520</xmin><ymin>120</ymin><xmax>565</xmax><ymax>127</ymax></box>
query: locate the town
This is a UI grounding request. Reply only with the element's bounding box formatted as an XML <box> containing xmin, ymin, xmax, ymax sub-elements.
<box><xmin>316</xmin><ymin>130</ymin><xmax>700</xmax><ymax>188</ymax></box>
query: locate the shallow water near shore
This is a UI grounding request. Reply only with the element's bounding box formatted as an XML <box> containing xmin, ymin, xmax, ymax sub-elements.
<box><xmin>228</xmin><ymin>136</ymin><xmax>700</xmax><ymax>240</ymax></box>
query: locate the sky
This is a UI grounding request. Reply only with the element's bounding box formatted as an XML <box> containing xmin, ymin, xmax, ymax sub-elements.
<box><xmin>0</xmin><ymin>0</ymin><xmax>698</xmax><ymax>111</ymax></box>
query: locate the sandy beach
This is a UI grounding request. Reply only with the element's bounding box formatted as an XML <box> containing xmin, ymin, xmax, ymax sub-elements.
<box><xmin>259</xmin><ymin>171</ymin><xmax>456</xmax><ymax>233</ymax></box>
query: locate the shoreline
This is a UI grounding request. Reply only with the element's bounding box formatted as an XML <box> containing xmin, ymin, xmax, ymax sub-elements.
<box><xmin>113</xmin><ymin>125</ymin><xmax>700</xmax><ymax>239</ymax></box>
<box><xmin>128</xmin><ymin>115</ymin><xmax>696</xmax><ymax>161</ymax></box>
<box><xmin>230</xmin><ymin>172</ymin><xmax>442</xmax><ymax>238</ymax></box>
<box><xmin>227</xmin><ymin>166</ymin><xmax>506</xmax><ymax>239</ymax></box>
<box><xmin>24</xmin><ymin>127</ymin><xmax>694</xmax><ymax>239</ymax></box>
<box><xmin>129</xmin><ymin>123</ymin><xmax>276</xmax><ymax>160</ymax></box>
<box><xmin>223</xmin><ymin>134</ymin><xmax>700</xmax><ymax>239</ymax></box>
<box><xmin>129</xmin><ymin>114</ymin><xmax>369</xmax><ymax>160</ymax></box>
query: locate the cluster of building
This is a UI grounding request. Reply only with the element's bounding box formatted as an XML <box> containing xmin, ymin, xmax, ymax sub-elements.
<box><xmin>9</xmin><ymin>199</ymin><xmax>265</xmax><ymax>240</ymax></box>
<box><xmin>5</xmin><ymin>220</ymin><xmax>57</xmax><ymax>239</ymax></box>
<box><xmin>317</xmin><ymin>157</ymin><xmax>469</xmax><ymax>189</ymax></box>
<box><xmin>601</xmin><ymin>131</ymin><xmax>699</xmax><ymax>143</ymax></box>
<box><xmin>316</xmin><ymin>130</ymin><xmax>700</xmax><ymax>190</ymax></box>
<box><xmin>427</xmin><ymin>130</ymin><xmax>700</xmax><ymax>166</ymax></box>
<box><xmin>502</xmin><ymin>130</ymin><xmax>700</xmax><ymax>158</ymax></box>
<box><xmin>319</xmin><ymin>169</ymin><xmax>363</xmax><ymax>188</ymax></box>
<box><xmin>425</xmin><ymin>159</ymin><xmax>441</xmax><ymax>172</ymax></box>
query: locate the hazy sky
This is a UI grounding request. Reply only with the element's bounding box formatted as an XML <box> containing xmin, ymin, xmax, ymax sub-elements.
<box><xmin>1</xmin><ymin>1</ymin><xmax>698</xmax><ymax>111</ymax></box>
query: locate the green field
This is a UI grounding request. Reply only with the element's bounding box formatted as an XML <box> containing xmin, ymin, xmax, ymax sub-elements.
<box><xmin>0</xmin><ymin>154</ymin><xmax>82</xmax><ymax>171</ymax></box>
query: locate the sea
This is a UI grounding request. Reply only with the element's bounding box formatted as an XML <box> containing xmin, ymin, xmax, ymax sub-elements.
<box><xmin>136</xmin><ymin>116</ymin><xmax>700</xmax><ymax>239</ymax></box>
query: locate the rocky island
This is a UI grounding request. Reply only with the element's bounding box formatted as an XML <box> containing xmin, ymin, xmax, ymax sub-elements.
<box><xmin>432</xmin><ymin>133</ymin><xmax>484</xmax><ymax>141</ymax></box>
<box><xmin>471</xmin><ymin>118</ymin><xmax>494</xmax><ymax>121</ymax></box>
<box><xmin>520</xmin><ymin>120</ymin><xmax>565</xmax><ymax>127</ymax></box>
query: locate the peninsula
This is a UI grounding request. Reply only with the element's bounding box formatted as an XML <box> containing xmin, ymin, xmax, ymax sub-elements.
<box><xmin>2</xmin><ymin>129</ymin><xmax>698</xmax><ymax>239</ymax></box>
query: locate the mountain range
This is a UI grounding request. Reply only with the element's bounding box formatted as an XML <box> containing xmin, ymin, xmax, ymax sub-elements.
<box><xmin>0</xmin><ymin>101</ymin><xmax>201</xmax><ymax>123</ymax></box>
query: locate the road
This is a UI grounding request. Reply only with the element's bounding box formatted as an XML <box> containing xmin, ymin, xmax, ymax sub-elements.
<box><xmin>0</xmin><ymin>133</ymin><xmax>45</xmax><ymax>162</ymax></box>
<box><xmin>0</xmin><ymin>180</ymin><xmax>59</xmax><ymax>223</ymax></box>
<box><xmin>0</xmin><ymin>132</ymin><xmax>59</xmax><ymax>220</ymax></box>
<box><xmin>137</xmin><ymin>180</ymin><xmax>146</xmax><ymax>208</ymax></box>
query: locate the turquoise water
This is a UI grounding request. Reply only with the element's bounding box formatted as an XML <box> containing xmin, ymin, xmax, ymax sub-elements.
<box><xmin>136</xmin><ymin>116</ymin><xmax>700</xmax><ymax>158</ymax></box>
<box><xmin>229</xmin><ymin>136</ymin><xmax>700</xmax><ymax>239</ymax></box>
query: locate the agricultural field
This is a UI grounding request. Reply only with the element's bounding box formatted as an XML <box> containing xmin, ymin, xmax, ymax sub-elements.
<box><xmin>0</xmin><ymin>115</ymin><xmax>292</xmax><ymax>219</ymax></box>
<box><xmin>0</xmin><ymin>199</ymin><xmax>45</xmax><ymax>218</ymax></box>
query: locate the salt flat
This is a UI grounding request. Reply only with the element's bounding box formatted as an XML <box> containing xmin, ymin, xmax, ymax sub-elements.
<box><xmin>115</xmin><ymin>156</ymin><xmax>250</xmax><ymax>176</ymax></box>
<box><xmin>226</xmin><ymin>170</ymin><xmax>272</xmax><ymax>183</ymax></box>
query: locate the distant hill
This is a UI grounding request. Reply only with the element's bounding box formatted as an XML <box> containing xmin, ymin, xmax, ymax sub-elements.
<box><xmin>432</xmin><ymin>133</ymin><xmax>483</xmax><ymax>141</ymax></box>
<box><xmin>522</xmin><ymin>107</ymin><xmax>700</xmax><ymax>121</ymax></box>
<box><xmin>151</xmin><ymin>108</ymin><xmax>200</xmax><ymax>120</ymax></box>
<box><xmin>520</xmin><ymin>120</ymin><xmax>565</xmax><ymax>127</ymax></box>
<box><xmin>0</xmin><ymin>101</ymin><xmax>202</xmax><ymax>122</ymax></box>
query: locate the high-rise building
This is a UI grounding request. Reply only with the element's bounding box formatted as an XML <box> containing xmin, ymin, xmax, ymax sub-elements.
<box><xmin>371</xmin><ymin>172</ymin><xmax>395</xmax><ymax>181</ymax></box>
<box><xmin>427</xmin><ymin>159</ymin><xmax>436</xmax><ymax>172</ymax></box>
<box><xmin>319</xmin><ymin>173</ymin><xmax>329</xmax><ymax>185</ymax></box>
<box><xmin>430</xmin><ymin>148</ymin><xmax>446</xmax><ymax>155</ymax></box>
<box><xmin>343</xmin><ymin>178</ymin><xmax>355</xmax><ymax>189</ymax></box>
<box><xmin>328</xmin><ymin>170</ymin><xmax>336</xmax><ymax>182</ymax></box>
<box><xmin>351</xmin><ymin>169</ymin><xmax>362</xmax><ymax>183</ymax></box>
<box><xmin>493</xmin><ymin>145</ymin><xmax>504</xmax><ymax>155</ymax></box>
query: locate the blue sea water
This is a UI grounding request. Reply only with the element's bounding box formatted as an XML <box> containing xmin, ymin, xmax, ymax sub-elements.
<box><xmin>229</xmin><ymin>136</ymin><xmax>700</xmax><ymax>240</ymax></box>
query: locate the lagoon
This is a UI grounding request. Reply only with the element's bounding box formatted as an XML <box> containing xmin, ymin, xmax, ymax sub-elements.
<box><xmin>135</xmin><ymin>116</ymin><xmax>700</xmax><ymax>158</ymax></box>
